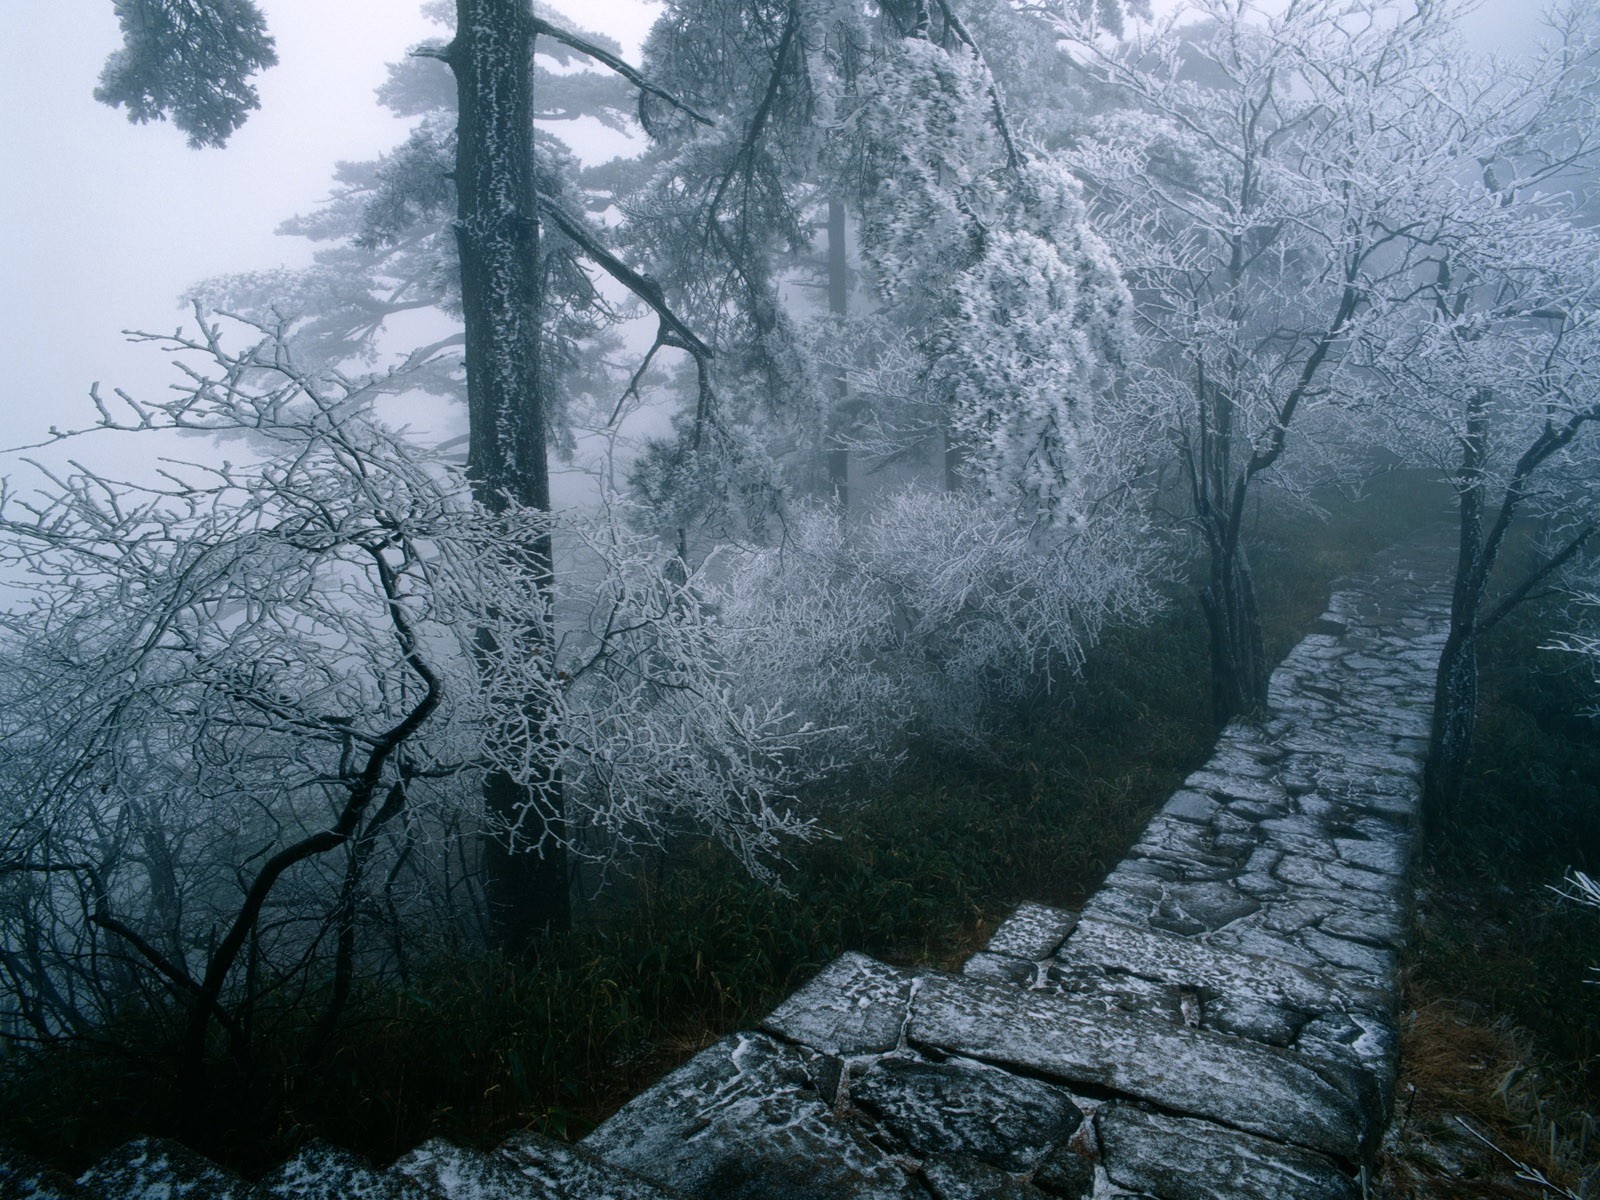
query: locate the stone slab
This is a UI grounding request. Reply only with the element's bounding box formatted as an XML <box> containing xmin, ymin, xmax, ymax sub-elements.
<box><xmin>583</xmin><ymin>1033</ymin><xmax>918</xmax><ymax>1199</ymax></box>
<box><xmin>1059</xmin><ymin>915</ymin><xmax>1387</xmax><ymax>1015</ymax></box>
<box><xmin>1096</xmin><ymin>1104</ymin><xmax>1359</xmax><ymax>1200</ymax></box>
<box><xmin>258</xmin><ymin>1141</ymin><xmax>436</xmax><ymax>1200</ymax></box>
<box><xmin>906</xmin><ymin>973</ymin><xmax>1369</xmax><ymax>1159</ymax></box>
<box><xmin>919</xmin><ymin>1155</ymin><xmax>1044</xmax><ymax>1200</ymax></box>
<box><xmin>0</xmin><ymin>1149</ymin><xmax>94</xmax><ymax>1200</ymax></box>
<box><xmin>984</xmin><ymin>904</ymin><xmax>1078</xmax><ymax>961</ymax></box>
<box><xmin>391</xmin><ymin>1140</ymin><xmax>552</xmax><ymax>1200</ymax></box>
<box><xmin>497</xmin><ymin>1131</ymin><xmax>688</xmax><ymax>1199</ymax></box>
<box><xmin>760</xmin><ymin>952</ymin><xmax>914</xmax><ymax>1057</ymax></box>
<box><xmin>962</xmin><ymin>951</ymin><xmax>1038</xmax><ymax>987</ymax></box>
<box><xmin>77</xmin><ymin>1139</ymin><xmax>251</xmax><ymax>1200</ymax></box>
<box><xmin>850</xmin><ymin>1056</ymin><xmax>1081</xmax><ymax>1171</ymax></box>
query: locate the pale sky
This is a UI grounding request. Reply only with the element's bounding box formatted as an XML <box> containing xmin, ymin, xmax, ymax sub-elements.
<box><xmin>0</xmin><ymin>0</ymin><xmax>658</xmax><ymax>453</ymax></box>
<box><xmin>0</xmin><ymin>0</ymin><xmax>1534</xmax><ymax>454</ymax></box>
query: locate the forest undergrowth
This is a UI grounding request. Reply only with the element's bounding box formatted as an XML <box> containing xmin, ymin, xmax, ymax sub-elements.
<box><xmin>1383</xmin><ymin>595</ymin><xmax>1600</xmax><ymax>1199</ymax></box>
<box><xmin>7</xmin><ymin>474</ymin><xmax>1594</xmax><ymax>1192</ymax></box>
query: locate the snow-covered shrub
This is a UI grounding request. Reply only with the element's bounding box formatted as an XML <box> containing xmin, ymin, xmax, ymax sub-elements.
<box><xmin>707</xmin><ymin>487</ymin><xmax>1164</xmax><ymax>764</ymax></box>
<box><xmin>0</xmin><ymin>315</ymin><xmax>828</xmax><ymax>1045</ymax></box>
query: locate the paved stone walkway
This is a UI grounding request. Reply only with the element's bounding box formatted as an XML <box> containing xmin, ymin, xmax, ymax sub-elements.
<box><xmin>0</xmin><ymin>527</ymin><xmax>1456</xmax><ymax>1200</ymax></box>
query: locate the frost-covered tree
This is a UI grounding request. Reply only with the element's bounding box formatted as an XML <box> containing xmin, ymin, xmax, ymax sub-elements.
<box><xmin>0</xmin><ymin>316</ymin><xmax>824</xmax><ymax>1101</ymax></box>
<box><xmin>853</xmin><ymin>37</ymin><xmax>1130</xmax><ymax>525</ymax></box>
<box><xmin>1055</xmin><ymin>0</ymin><xmax>1481</xmax><ymax>721</ymax></box>
<box><xmin>1342</xmin><ymin>2</ymin><xmax>1600</xmax><ymax>828</ymax></box>
<box><xmin>96</xmin><ymin>0</ymin><xmax>277</xmax><ymax>148</ymax></box>
<box><xmin>709</xmin><ymin>487</ymin><xmax>1162</xmax><ymax>759</ymax></box>
<box><xmin>630</xmin><ymin>0</ymin><xmax>1133</xmax><ymax>539</ymax></box>
<box><xmin>188</xmin><ymin>2</ymin><xmax>638</xmax><ymax>439</ymax></box>
<box><xmin>93</xmin><ymin>0</ymin><xmax>721</xmax><ymax>950</ymax></box>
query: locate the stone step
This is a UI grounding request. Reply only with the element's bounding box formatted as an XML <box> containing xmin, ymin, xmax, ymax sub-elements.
<box><xmin>259</xmin><ymin>1140</ymin><xmax>441</xmax><ymax>1199</ymax></box>
<box><xmin>1094</xmin><ymin>1103</ymin><xmax>1359</xmax><ymax>1200</ymax></box>
<box><xmin>496</xmin><ymin>1131</ymin><xmax>689</xmax><ymax>1200</ymax></box>
<box><xmin>0</xmin><ymin>1146</ymin><xmax>95</xmax><ymax>1200</ymax></box>
<box><xmin>905</xmin><ymin>971</ymin><xmax>1372</xmax><ymax>1161</ymax></box>
<box><xmin>582</xmin><ymin>1032</ymin><xmax>922</xmax><ymax>1199</ymax></box>
<box><xmin>391</xmin><ymin>1139</ymin><xmax>554</xmax><ymax>1200</ymax></box>
<box><xmin>76</xmin><ymin>1138</ymin><xmax>253</xmax><ymax>1200</ymax></box>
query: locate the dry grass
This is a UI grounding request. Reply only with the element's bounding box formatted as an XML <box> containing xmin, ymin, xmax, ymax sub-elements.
<box><xmin>1382</xmin><ymin>987</ymin><xmax>1596</xmax><ymax>1198</ymax></box>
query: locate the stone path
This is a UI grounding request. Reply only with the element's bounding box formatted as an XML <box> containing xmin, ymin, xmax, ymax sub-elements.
<box><xmin>0</xmin><ymin>528</ymin><xmax>1456</xmax><ymax>1200</ymax></box>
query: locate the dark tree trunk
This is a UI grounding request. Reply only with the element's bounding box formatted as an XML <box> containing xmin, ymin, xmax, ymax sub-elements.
<box><xmin>1200</xmin><ymin>539</ymin><xmax>1268</xmax><ymax>725</ymax></box>
<box><xmin>826</xmin><ymin>197</ymin><xmax>850</xmax><ymax>508</ymax></box>
<box><xmin>1423</xmin><ymin>393</ymin><xmax>1489</xmax><ymax>834</ymax></box>
<box><xmin>1423</xmin><ymin>624</ymin><xmax>1477</xmax><ymax>834</ymax></box>
<box><xmin>449</xmin><ymin>0</ymin><xmax>570</xmax><ymax>950</ymax></box>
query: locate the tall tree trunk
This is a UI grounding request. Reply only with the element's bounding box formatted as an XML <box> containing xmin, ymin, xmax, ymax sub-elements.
<box><xmin>826</xmin><ymin>197</ymin><xmax>850</xmax><ymax>508</ymax></box>
<box><xmin>1191</xmin><ymin>364</ymin><xmax>1269</xmax><ymax>724</ymax></box>
<box><xmin>449</xmin><ymin>0</ymin><xmax>571</xmax><ymax>950</ymax></box>
<box><xmin>1423</xmin><ymin>393</ymin><xmax>1489</xmax><ymax>834</ymax></box>
<box><xmin>1199</xmin><ymin>535</ymin><xmax>1268</xmax><ymax>724</ymax></box>
<box><xmin>1423</xmin><ymin>624</ymin><xmax>1478</xmax><ymax>834</ymax></box>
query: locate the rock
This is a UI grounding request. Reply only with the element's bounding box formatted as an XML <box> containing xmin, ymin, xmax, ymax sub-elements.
<box><xmin>1042</xmin><ymin>960</ymin><xmax>1182</xmax><ymax>1020</ymax></box>
<box><xmin>962</xmin><ymin>952</ymin><xmax>1038</xmax><ymax>987</ymax></box>
<box><xmin>1158</xmin><ymin>791</ymin><xmax>1219</xmax><ymax>825</ymax></box>
<box><xmin>583</xmin><ymin>1034</ymin><xmax>918</xmax><ymax>1199</ymax></box>
<box><xmin>907</xmin><ymin>972</ymin><xmax>1370</xmax><ymax>1159</ymax></box>
<box><xmin>1096</xmin><ymin>1104</ymin><xmax>1359</xmax><ymax>1200</ymax></box>
<box><xmin>850</xmin><ymin>1056</ymin><xmax>1081</xmax><ymax>1171</ymax></box>
<box><xmin>497</xmin><ymin>1131</ymin><xmax>689</xmax><ymax>1199</ymax></box>
<box><xmin>1058</xmin><ymin>916</ymin><xmax>1385</xmax><ymax>1016</ymax></box>
<box><xmin>1030</xmin><ymin>1140</ymin><xmax>1096</xmax><ymax>1199</ymax></box>
<box><xmin>390</xmin><ymin>1140</ymin><xmax>547</xmax><ymax>1200</ymax></box>
<box><xmin>919</xmin><ymin>1155</ymin><xmax>1042</xmax><ymax>1200</ymax></box>
<box><xmin>1202</xmin><ymin>996</ymin><xmax>1306</xmax><ymax>1047</ymax></box>
<box><xmin>77</xmin><ymin>1138</ymin><xmax>251</xmax><ymax>1200</ymax></box>
<box><xmin>0</xmin><ymin>1147</ymin><xmax>95</xmax><ymax>1200</ymax></box>
<box><xmin>984</xmin><ymin>904</ymin><xmax>1078</xmax><ymax>961</ymax></box>
<box><xmin>1148</xmin><ymin>881</ymin><xmax>1261</xmax><ymax>936</ymax></box>
<box><xmin>258</xmin><ymin>1141</ymin><xmax>435</xmax><ymax>1199</ymax></box>
<box><xmin>761</xmin><ymin>953</ymin><xmax>914</xmax><ymax>1057</ymax></box>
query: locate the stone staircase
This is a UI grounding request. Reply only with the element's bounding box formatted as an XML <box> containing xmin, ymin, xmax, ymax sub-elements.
<box><xmin>0</xmin><ymin>527</ymin><xmax>1454</xmax><ymax>1200</ymax></box>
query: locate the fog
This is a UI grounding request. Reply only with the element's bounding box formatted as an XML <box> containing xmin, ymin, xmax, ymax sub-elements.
<box><xmin>0</xmin><ymin>0</ymin><xmax>657</xmax><ymax>453</ymax></box>
<box><xmin>0</xmin><ymin>0</ymin><xmax>1534</xmax><ymax>453</ymax></box>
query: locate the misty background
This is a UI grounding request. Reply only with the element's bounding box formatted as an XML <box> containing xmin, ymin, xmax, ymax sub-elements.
<box><xmin>0</xmin><ymin>0</ymin><xmax>1532</xmax><ymax>454</ymax></box>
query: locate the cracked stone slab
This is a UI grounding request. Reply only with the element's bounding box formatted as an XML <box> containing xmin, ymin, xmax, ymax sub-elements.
<box><xmin>963</xmin><ymin>951</ymin><xmax>1039</xmax><ymax>986</ymax></box>
<box><xmin>1297</xmin><ymin>1011</ymin><xmax>1400</xmax><ymax>1083</ymax></box>
<box><xmin>1334</xmin><ymin>836</ymin><xmax>1411</xmax><ymax>876</ymax></box>
<box><xmin>391</xmin><ymin>1140</ymin><xmax>553</xmax><ymax>1200</ymax></box>
<box><xmin>1128</xmin><ymin>818</ymin><xmax>1244</xmax><ymax>871</ymax></box>
<box><xmin>850</xmin><ymin>1056</ymin><xmax>1082</xmax><ymax>1171</ymax></box>
<box><xmin>258</xmin><ymin>1141</ymin><xmax>436</xmax><ymax>1200</ymax></box>
<box><xmin>498</xmin><ymin>1131</ymin><xmax>690</xmax><ymax>1200</ymax></box>
<box><xmin>985</xmin><ymin>904</ymin><xmax>1079</xmax><ymax>960</ymax></box>
<box><xmin>77</xmin><ymin>1139</ymin><xmax>251</xmax><ymax>1200</ymax></box>
<box><xmin>1273</xmin><ymin>853</ymin><xmax>1405</xmax><ymax>900</ymax></box>
<box><xmin>1148</xmin><ymin>880</ymin><xmax>1262</xmax><ymax>936</ymax></box>
<box><xmin>760</xmin><ymin>952</ymin><xmax>914</xmax><ymax>1057</ymax></box>
<box><xmin>1181</xmin><ymin>770</ymin><xmax>1287</xmax><ymax>808</ymax></box>
<box><xmin>906</xmin><ymin>972</ymin><xmax>1369</xmax><ymax>1159</ymax></box>
<box><xmin>1059</xmin><ymin>915</ymin><xmax>1387</xmax><ymax>1015</ymax></box>
<box><xmin>1043</xmin><ymin>959</ymin><xmax>1185</xmax><ymax>1021</ymax></box>
<box><xmin>1299</xmin><ymin>928</ymin><xmax>1398</xmax><ymax>977</ymax></box>
<box><xmin>0</xmin><ymin>1149</ymin><xmax>95</xmax><ymax>1200</ymax></box>
<box><xmin>583</xmin><ymin>1033</ymin><xmax>918</xmax><ymax>1199</ymax></box>
<box><xmin>1203</xmin><ymin>996</ymin><xmax>1307</xmax><ymax>1047</ymax></box>
<box><xmin>1159</xmin><ymin>790</ymin><xmax>1220</xmax><ymax>825</ymax></box>
<box><xmin>1203</xmin><ymin>925</ymin><xmax>1349</xmax><ymax>976</ymax></box>
<box><xmin>920</xmin><ymin>1155</ymin><xmax>1045</xmax><ymax>1200</ymax></box>
<box><xmin>1095</xmin><ymin>1104</ymin><xmax>1359</xmax><ymax>1200</ymax></box>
